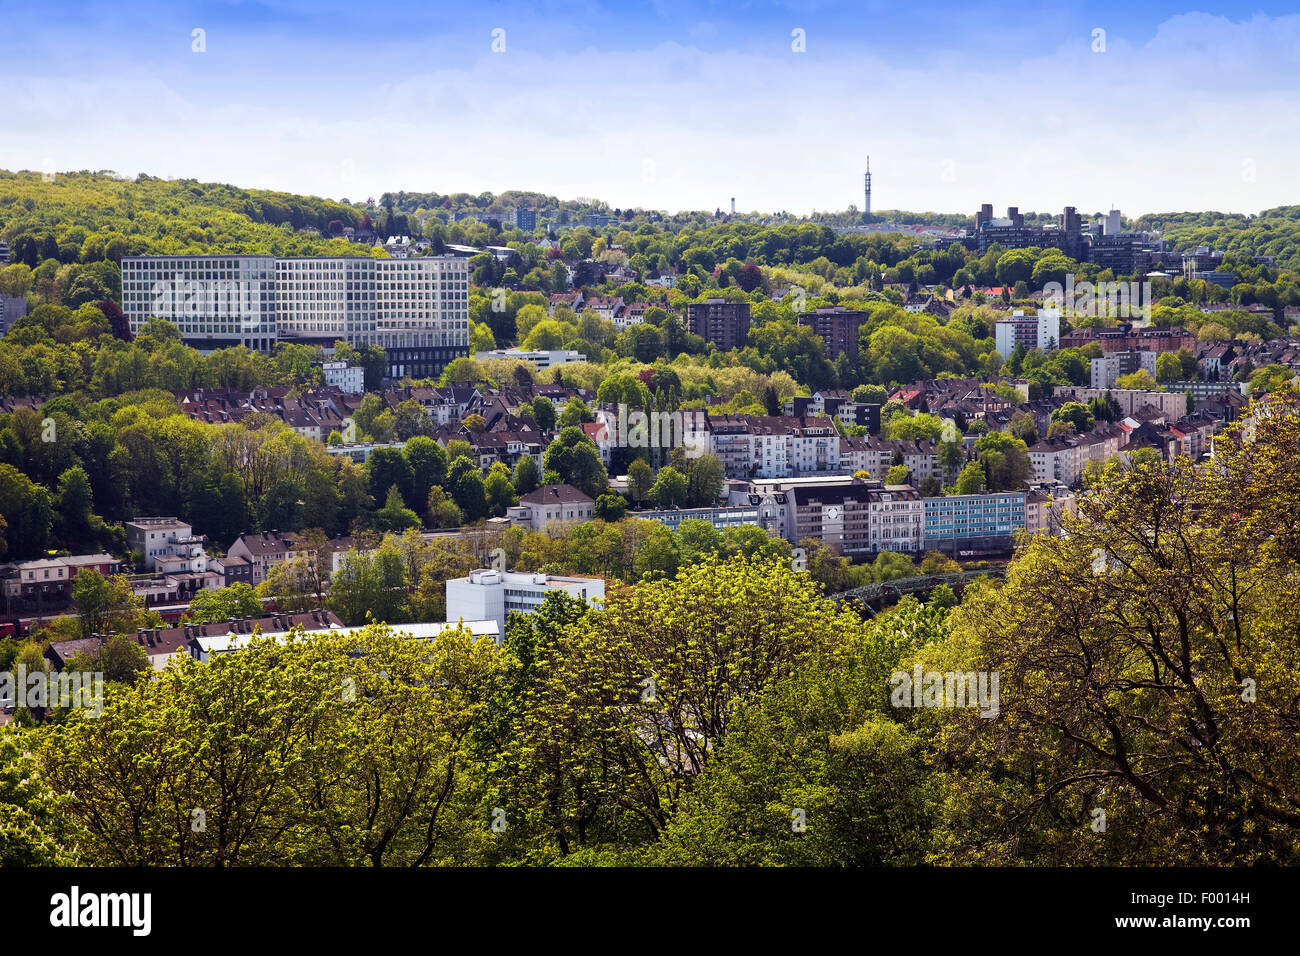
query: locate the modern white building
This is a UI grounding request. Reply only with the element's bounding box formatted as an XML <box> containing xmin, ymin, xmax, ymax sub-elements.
<box><xmin>474</xmin><ymin>348</ymin><xmax>587</xmax><ymax>369</ymax></box>
<box><xmin>320</xmin><ymin>360</ymin><xmax>365</xmax><ymax>393</ymax></box>
<box><xmin>193</xmin><ymin>618</ymin><xmax>500</xmax><ymax>662</ymax></box>
<box><xmin>994</xmin><ymin>308</ymin><xmax>1061</xmax><ymax>359</ymax></box>
<box><xmin>124</xmin><ymin>517</ymin><xmax>207</xmax><ymax>572</ymax></box>
<box><xmin>120</xmin><ymin>254</ymin><xmax>472</xmax><ymax>380</ymax></box>
<box><xmin>445</xmin><ymin>569</ymin><xmax>606</xmax><ymax>637</ymax></box>
<box><xmin>324</xmin><ymin>440</ymin><xmax>407</xmax><ymax>464</ymax></box>
<box><xmin>119</xmin><ymin>255</ymin><xmax>277</xmax><ymax>352</ymax></box>
<box><xmin>1089</xmin><ymin>351</ymin><xmax>1157</xmax><ymax>389</ymax></box>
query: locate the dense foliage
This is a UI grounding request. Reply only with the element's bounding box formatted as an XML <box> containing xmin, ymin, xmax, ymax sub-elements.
<box><xmin>6</xmin><ymin>391</ymin><xmax>1299</xmax><ymax>865</ymax></box>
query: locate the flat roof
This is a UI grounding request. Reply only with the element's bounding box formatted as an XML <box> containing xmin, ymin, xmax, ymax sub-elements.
<box><xmin>193</xmin><ymin>619</ymin><xmax>499</xmax><ymax>653</ymax></box>
<box><xmin>751</xmin><ymin>474</ymin><xmax>858</xmax><ymax>486</ymax></box>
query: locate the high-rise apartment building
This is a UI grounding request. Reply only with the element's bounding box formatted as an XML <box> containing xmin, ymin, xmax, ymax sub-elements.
<box><xmin>797</xmin><ymin>306</ymin><xmax>868</xmax><ymax>360</ymax></box>
<box><xmin>994</xmin><ymin>308</ymin><xmax>1061</xmax><ymax>358</ymax></box>
<box><xmin>687</xmin><ymin>298</ymin><xmax>751</xmax><ymax>351</ymax></box>
<box><xmin>120</xmin><ymin>254</ymin><xmax>471</xmax><ymax>380</ymax></box>
<box><xmin>1089</xmin><ymin>351</ymin><xmax>1157</xmax><ymax>389</ymax></box>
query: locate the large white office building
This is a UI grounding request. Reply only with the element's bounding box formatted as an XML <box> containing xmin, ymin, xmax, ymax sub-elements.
<box><xmin>445</xmin><ymin>569</ymin><xmax>606</xmax><ymax>638</ymax></box>
<box><xmin>120</xmin><ymin>255</ymin><xmax>277</xmax><ymax>351</ymax></box>
<box><xmin>994</xmin><ymin>308</ymin><xmax>1061</xmax><ymax>359</ymax></box>
<box><xmin>120</xmin><ymin>254</ymin><xmax>471</xmax><ymax>380</ymax></box>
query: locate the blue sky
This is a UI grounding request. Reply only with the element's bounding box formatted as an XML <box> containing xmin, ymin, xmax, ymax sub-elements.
<box><xmin>3</xmin><ymin>1</ymin><xmax>1299</xmax><ymax>216</ymax></box>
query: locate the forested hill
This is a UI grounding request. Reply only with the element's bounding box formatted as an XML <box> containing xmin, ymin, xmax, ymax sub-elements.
<box><xmin>0</xmin><ymin>169</ymin><xmax>379</xmax><ymax>266</ymax></box>
<box><xmin>5</xmin><ymin>168</ymin><xmax>1300</xmax><ymax>274</ymax></box>
<box><xmin>1136</xmin><ymin>206</ymin><xmax>1300</xmax><ymax>270</ymax></box>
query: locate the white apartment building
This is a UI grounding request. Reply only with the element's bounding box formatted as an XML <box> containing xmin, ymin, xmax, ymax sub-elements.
<box><xmin>741</xmin><ymin>417</ymin><xmax>841</xmax><ymax>479</ymax></box>
<box><xmin>1027</xmin><ymin>424</ymin><xmax>1126</xmax><ymax>486</ymax></box>
<box><xmin>1052</xmin><ymin>386</ymin><xmax>1188</xmax><ymax>420</ymax></box>
<box><xmin>445</xmin><ymin>569</ymin><xmax>606</xmax><ymax>638</ymax></box>
<box><xmin>784</xmin><ymin>419</ymin><xmax>840</xmax><ymax>475</ymax></box>
<box><xmin>474</xmin><ymin>348</ymin><xmax>587</xmax><ymax>369</ymax></box>
<box><xmin>120</xmin><ymin>255</ymin><xmax>472</xmax><ymax>380</ymax></box>
<box><xmin>582</xmin><ymin>296</ymin><xmax>624</xmax><ymax>323</ymax></box>
<box><xmin>840</xmin><ymin>437</ymin><xmax>940</xmax><ymax>483</ymax></box>
<box><xmin>752</xmin><ymin>428</ymin><xmax>791</xmax><ymax>477</ymax></box>
<box><xmin>863</xmin><ymin>486</ymin><xmax>927</xmax><ymax>553</ymax></box>
<box><xmin>125</xmin><ymin>517</ymin><xmax>207</xmax><ymax>572</ymax></box>
<box><xmin>1089</xmin><ymin>351</ymin><xmax>1157</xmax><ymax>389</ymax></box>
<box><xmin>320</xmin><ymin>360</ymin><xmax>365</xmax><ymax>393</ymax></box>
<box><xmin>994</xmin><ymin>308</ymin><xmax>1061</xmax><ymax>359</ymax></box>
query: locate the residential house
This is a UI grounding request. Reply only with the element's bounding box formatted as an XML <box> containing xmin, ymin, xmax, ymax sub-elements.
<box><xmin>3</xmin><ymin>554</ymin><xmax>121</xmax><ymax>604</ymax></box>
<box><xmin>506</xmin><ymin>484</ymin><xmax>596</xmax><ymax>532</ymax></box>
<box><xmin>226</xmin><ymin>531</ymin><xmax>297</xmax><ymax>585</ymax></box>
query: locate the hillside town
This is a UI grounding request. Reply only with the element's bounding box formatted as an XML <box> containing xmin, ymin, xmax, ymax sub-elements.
<box><xmin>2</xmin><ymin>293</ymin><xmax>1265</xmax><ymax>649</ymax></box>
<box><xmin>4</xmin><ymin>0</ymin><xmax>1300</xmax><ymax>907</ymax></box>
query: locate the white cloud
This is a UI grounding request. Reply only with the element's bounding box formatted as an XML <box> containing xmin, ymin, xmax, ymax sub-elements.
<box><xmin>4</xmin><ymin>11</ymin><xmax>1298</xmax><ymax>215</ymax></box>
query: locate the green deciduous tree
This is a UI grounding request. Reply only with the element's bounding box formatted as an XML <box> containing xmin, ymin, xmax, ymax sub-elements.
<box><xmin>973</xmin><ymin>431</ymin><xmax>1031</xmax><ymax>491</ymax></box>
<box><xmin>1050</xmin><ymin>401</ymin><xmax>1094</xmax><ymax>434</ymax></box>
<box><xmin>187</xmin><ymin>583</ymin><xmax>262</xmax><ymax>624</ymax></box>
<box><xmin>375</xmin><ymin>485</ymin><xmax>422</xmax><ymax>533</ymax></box>
<box><xmin>484</xmin><ymin>462</ymin><xmax>519</xmax><ymax>516</ymax></box>
<box><xmin>71</xmin><ymin>570</ymin><xmax>148</xmax><ymax>640</ymax></box>
<box><xmin>685</xmin><ymin>453</ymin><xmax>724</xmax><ymax>506</ymax></box>
<box><xmin>953</xmin><ymin>461</ymin><xmax>986</xmax><ymax>495</ymax></box>
<box><xmin>512</xmin><ymin>455</ymin><xmax>539</xmax><ymax>496</ymax></box>
<box><xmin>542</xmin><ymin>427</ymin><xmax>608</xmax><ymax>498</ymax></box>
<box><xmin>39</xmin><ymin>623</ymin><xmax>502</xmax><ymax>865</ymax></box>
<box><xmin>648</xmin><ymin>465</ymin><xmax>689</xmax><ymax>508</ymax></box>
<box><xmin>446</xmin><ymin>456</ymin><xmax>489</xmax><ymax>522</ymax></box>
<box><xmin>885</xmin><ymin>464</ymin><xmax>911</xmax><ymax>485</ymax></box>
<box><xmin>930</xmin><ymin>400</ymin><xmax>1300</xmax><ymax>863</ymax></box>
